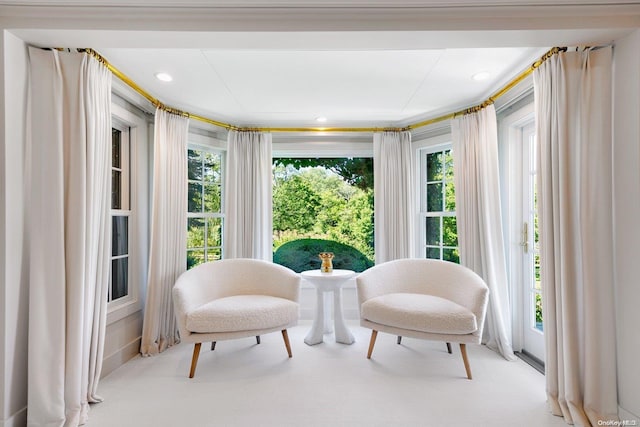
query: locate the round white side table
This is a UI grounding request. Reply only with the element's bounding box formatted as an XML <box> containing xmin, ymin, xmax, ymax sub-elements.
<box><xmin>301</xmin><ymin>269</ymin><xmax>356</xmax><ymax>345</ymax></box>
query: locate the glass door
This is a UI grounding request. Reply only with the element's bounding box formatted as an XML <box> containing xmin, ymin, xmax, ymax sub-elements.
<box><xmin>520</xmin><ymin>123</ymin><xmax>545</xmax><ymax>362</ymax></box>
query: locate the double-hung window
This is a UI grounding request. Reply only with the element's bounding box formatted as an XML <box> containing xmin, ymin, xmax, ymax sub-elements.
<box><xmin>187</xmin><ymin>146</ymin><xmax>224</xmax><ymax>268</ymax></box>
<box><xmin>108</xmin><ymin>102</ymin><xmax>148</xmax><ymax>324</ymax></box>
<box><xmin>110</xmin><ymin>125</ymin><xmax>131</xmax><ymax>302</ymax></box>
<box><xmin>420</xmin><ymin>146</ymin><xmax>459</xmax><ymax>263</ymax></box>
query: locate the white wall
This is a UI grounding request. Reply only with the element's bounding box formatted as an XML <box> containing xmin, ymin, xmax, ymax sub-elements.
<box><xmin>0</xmin><ymin>30</ymin><xmax>5</xmax><ymax>427</ymax></box>
<box><xmin>612</xmin><ymin>30</ymin><xmax>640</xmax><ymax>421</ymax></box>
<box><xmin>102</xmin><ymin>311</ymin><xmax>144</xmax><ymax>378</ymax></box>
<box><xmin>1</xmin><ymin>30</ymin><xmax>28</xmax><ymax>427</ymax></box>
<box><xmin>0</xmin><ymin>29</ymin><xmax>6</xmax><ymax>427</ymax></box>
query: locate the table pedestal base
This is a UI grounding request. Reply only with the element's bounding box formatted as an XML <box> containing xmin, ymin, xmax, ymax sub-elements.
<box><xmin>304</xmin><ymin>287</ymin><xmax>355</xmax><ymax>346</ymax></box>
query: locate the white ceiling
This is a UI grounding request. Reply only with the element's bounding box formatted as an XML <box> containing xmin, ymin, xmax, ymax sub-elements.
<box><xmin>6</xmin><ymin>1</ymin><xmax>639</xmax><ymax>129</ymax></box>
<box><xmin>96</xmin><ymin>46</ymin><xmax>546</xmax><ymax>128</ymax></box>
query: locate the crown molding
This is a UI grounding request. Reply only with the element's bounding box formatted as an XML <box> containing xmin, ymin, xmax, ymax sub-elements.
<box><xmin>2</xmin><ymin>0</ymin><xmax>640</xmax><ymax>7</ymax></box>
<box><xmin>2</xmin><ymin>4</ymin><xmax>640</xmax><ymax>32</ymax></box>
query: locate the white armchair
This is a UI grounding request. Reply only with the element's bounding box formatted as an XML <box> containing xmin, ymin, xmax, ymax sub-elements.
<box><xmin>356</xmin><ymin>259</ymin><xmax>489</xmax><ymax>379</ymax></box>
<box><xmin>173</xmin><ymin>259</ymin><xmax>301</xmax><ymax>378</ymax></box>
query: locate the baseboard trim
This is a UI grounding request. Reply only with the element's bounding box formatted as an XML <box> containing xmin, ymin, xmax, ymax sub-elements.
<box><xmin>101</xmin><ymin>337</ymin><xmax>141</xmax><ymax>378</ymax></box>
<box><xmin>1</xmin><ymin>406</ymin><xmax>27</xmax><ymax>427</ymax></box>
<box><xmin>619</xmin><ymin>406</ymin><xmax>640</xmax><ymax>423</ymax></box>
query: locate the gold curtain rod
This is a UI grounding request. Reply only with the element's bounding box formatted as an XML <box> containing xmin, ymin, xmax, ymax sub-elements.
<box><xmin>81</xmin><ymin>48</ymin><xmax>240</xmax><ymax>131</ymax></box>
<box><xmin>407</xmin><ymin>46</ymin><xmax>567</xmax><ymax>130</ymax></box>
<box><xmin>248</xmin><ymin>127</ymin><xmax>409</xmax><ymax>133</ymax></box>
<box><xmin>80</xmin><ymin>46</ymin><xmax>566</xmax><ymax>134</ymax></box>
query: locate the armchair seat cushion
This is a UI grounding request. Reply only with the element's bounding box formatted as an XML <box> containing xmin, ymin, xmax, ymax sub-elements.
<box><xmin>361</xmin><ymin>293</ymin><xmax>477</xmax><ymax>335</ymax></box>
<box><xmin>186</xmin><ymin>295</ymin><xmax>299</xmax><ymax>333</ymax></box>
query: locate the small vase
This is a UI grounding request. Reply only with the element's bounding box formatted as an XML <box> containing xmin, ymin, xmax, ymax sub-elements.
<box><xmin>319</xmin><ymin>252</ymin><xmax>334</xmax><ymax>273</ymax></box>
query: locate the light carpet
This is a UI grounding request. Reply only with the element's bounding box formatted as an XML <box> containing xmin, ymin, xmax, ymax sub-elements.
<box><xmin>88</xmin><ymin>321</ymin><xmax>565</xmax><ymax>427</ymax></box>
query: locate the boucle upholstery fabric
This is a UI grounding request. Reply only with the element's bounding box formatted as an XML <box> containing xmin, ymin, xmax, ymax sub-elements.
<box><xmin>361</xmin><ymin>293</ymin><xmax>477</xmax><ymax>335</ymax></box>
<box><xmin>186</xmin><ymin>295</ymin><xmax>298</xmax><ymax>333</ymax></box>
<box><xmin>356</xmin><ymin>259</ymin><xmax>489</xmax><ymax>342</ymax></box>
<box><xmin>172</xmin><ymin>259</ymin><xmax>301</xmax><ymax>343</ymax></box>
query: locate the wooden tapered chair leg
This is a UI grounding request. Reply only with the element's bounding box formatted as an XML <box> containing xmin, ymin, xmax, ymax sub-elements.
<box><xmin>189</xmin><ymin>343</ymin><xmax>202</xmax><ymax>378</ymax></box>
<box><xmin>460</xmin><ymin>344</ymin><xmax>472</xmax><ymax>380</ymax></box>
<box><xmin>256</xmin><ymin>336</ymin><xmax>261</xmax><ymax>345</ymax></box>
<box><xmin>211</xmin><ymin>341</ymin><xmax>216</xmax><ymax>351</ymax></box>
<box><xmin>446</xmin><ymin>342</ymin><xmax>452</xmax><ymax>354</ymax></box>
<box><xmin>367</xmin><ymin>330</ymin><xmax>378</xmax><ymax>359</ymax></box>
<box><xmin>281</xmin><ymin>329</ymin><xmax>292</xmax><ymax>358</ymax></box>
<box><xmin>397</xmin><ymin>336</ymin><xmax>402</xmax><ymax>345</ymax></box>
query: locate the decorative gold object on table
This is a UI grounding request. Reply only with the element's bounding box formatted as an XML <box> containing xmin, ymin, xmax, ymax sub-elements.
<box><xmin>319</xmin><ymin>252</ymin><xmax>334</xmax><ymax>273</ymax></box>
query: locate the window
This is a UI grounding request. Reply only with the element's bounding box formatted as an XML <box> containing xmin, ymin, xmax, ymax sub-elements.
<box><xmin>421</xmin><ymin>147</ymin><xmax>459</xmax><ymax>263</ymax></box>
<box><xmin>271</xmin><ymin>158</ymin><xmax>374</xmax><ymax>272</ymax></box>
<box><xmin>187</xmin><ymin>146</ymin><xmax>224</xmax><ymax>268</ymax></box>
<box><xmin>110</xmin><ymin>126</ymin><xmax>131</xmax><ymax>302</ymax></box>
<box><xmin>107</xmin><ymin>102</ymin><xmax>149</xmax><ymax>324</ymax></box>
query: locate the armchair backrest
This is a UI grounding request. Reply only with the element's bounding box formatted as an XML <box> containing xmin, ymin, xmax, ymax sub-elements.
<box><xmin>173</xmin><ymin>259</ymin><xmax>301</xmax><ymax>337</ymax></box>
<box><xmin>356</xmin><ymin>259</ymin><xmax>489</xmax><ymax>336</ymax></box>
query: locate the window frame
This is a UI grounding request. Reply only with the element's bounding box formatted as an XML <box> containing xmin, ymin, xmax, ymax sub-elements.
<box><xmin>272</xmin><ymin>138</ymin><xmax>373</xmax><ymax>299</ymax></box>
<box><xmin>107</xmin><ymin>102</ymin><xmax>149</xmax><ymax>325</ymax></box>
<box><xmin>186</xmin><ymin>133</ymin><xmax>226</xmax><ymax>268</ymax></box>
<box><xmin>414</xmin><ymin>133</ymin><xmax>459</xmax><ymax>262</ymax></box>
<box><xmin>110</xmin><ymin>123</ymin><xmax>131</xmax><ymax>305</ymax></box>
<box><xmin>499</xmin><ymin>101</ymin><xmax>539</xmax><ymax>353</ymax></box>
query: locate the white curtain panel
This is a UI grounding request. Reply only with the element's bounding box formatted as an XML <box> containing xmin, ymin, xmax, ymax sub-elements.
<box><xmin>224</xmin><ymin>130</ymin><xmax>273</xmax><ymax>260</ymax></box>
<box><xmin>140</xmin><ymin>109</ymin><xmax>189</xmax><ymax>355</ymax></box>
<box><xmin>451</xmin><ymin>105</ymin><xmax>515</xmax><ymax>361</ymax></box>
<box><xmin>534</xmin><ymin>47</ymin><xmax>618</xmax><ymax>426</ymax></box>
<box><xmin>27</xmin><ymin>48</ymin><xmax>112</xmax><ymax>426</ymax></box>
<box><xmin>373</xmin><ymin>131</ymin><xmax>415</xmax><ymax>263</ymax></box>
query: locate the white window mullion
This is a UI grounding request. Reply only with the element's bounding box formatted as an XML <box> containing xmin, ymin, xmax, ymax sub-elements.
<box><xmin>187</xmin><ymin>146</ymin><xmax>225</xmax><ymax>268</ymax></box>
<box><xmin>121</xmin><ymin>127</ymin><xmax>130</xmax><ymax>211</ymax></box>
<box><xmin>106</xmin><ymin>102</ymin><xmax>150</xmax><ymax>324</ymax></box>
<box><xmin>420</xmin><ymin>146</ymin><xmax>459</xmax><ymax>263</ymax></box>
<box><xmin>110</xmin><ymin>125</ymin><xmax>131</xmax><ymax>304</ymax></box>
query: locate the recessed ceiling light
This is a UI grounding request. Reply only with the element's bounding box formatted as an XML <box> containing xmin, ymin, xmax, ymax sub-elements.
<box><xmin>472</xmin><ymin>71</ymin><xmax>491</xmax><ymax>81</ymax></box>
<box><xmin>155</xmin><ymin>72</ymin><xmax>173</xmax><ymax>82</ymax></box>
<box><xmin>316</xmin><ymin>117</ymin><xmax>327</xmax><ymax>123</ymax></box>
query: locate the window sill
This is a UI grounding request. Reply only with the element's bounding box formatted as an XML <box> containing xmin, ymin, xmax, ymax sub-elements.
<box><xmin>107</xmin><ymin>297</ymin><xmax>142</xmax><ymax>325</ymax></box>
